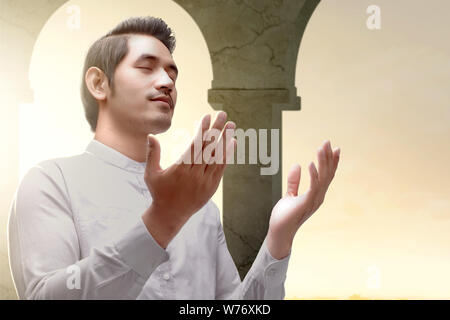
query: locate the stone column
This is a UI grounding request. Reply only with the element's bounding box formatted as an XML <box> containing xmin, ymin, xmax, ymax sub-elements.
<box><xmin>174</xmin><ymin>0</ymin><xmax>320</xmax><ymax>279</ymax></box>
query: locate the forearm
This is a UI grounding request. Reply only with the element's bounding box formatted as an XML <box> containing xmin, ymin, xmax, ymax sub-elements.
<box><xmin>17</xmin><ymin>217</ymin><xmax>169</xmax><ymax>300</ymax></box>
<box><xmin>219</xmin><ymin>238</ymin><xmax>291</xmax><ymax>300</ymax></box>
<box><xmin>27</xmin><ymin>245</ymin><xmax>144</xmax><ymax>299</ymax></box>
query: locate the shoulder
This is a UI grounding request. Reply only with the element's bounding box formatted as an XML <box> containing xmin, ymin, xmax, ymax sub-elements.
<box><xmin>19</xmin><ymin>153</ymin><xmax>86</xmax><ymax>187</ymax></box>
<box><xmin>15</xmin><ymin>153</ymin><xmax>89</xmax><ymax>208</ymax></box>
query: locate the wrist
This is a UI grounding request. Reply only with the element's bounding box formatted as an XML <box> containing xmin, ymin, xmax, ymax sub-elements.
<box><xmin>149</xmin><ymin>201</ymin><xmax>187</xmax><ymax>228</ymax></box>
<box><xmin>266</xmin><ymin>229</ymin><xmax>293</xmax><ymax>260</ymax></box>
<box><xmin>141</xmin><ymin>203</ymin><xmax>185</xmax><ymax>249</ymax></box>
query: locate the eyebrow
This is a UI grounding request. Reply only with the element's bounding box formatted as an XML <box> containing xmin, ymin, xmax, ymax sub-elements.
<box><xmin>135</xmin><ymin>53</ymin><xmax>178</xmax><ymax>77</ymax></box>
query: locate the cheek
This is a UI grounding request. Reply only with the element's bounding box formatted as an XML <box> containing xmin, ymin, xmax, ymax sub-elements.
<box><xmin>114</xmin><ymin>71</ymin><xmax>145</xmax><ymax>97</ymax></box>
<box><xmin>172</xmin><ymin>91</ymin><xmax>178</xmax><ymax>104</ymax></box>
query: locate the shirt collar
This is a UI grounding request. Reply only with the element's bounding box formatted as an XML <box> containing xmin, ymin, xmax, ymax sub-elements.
<box><xmin>85</xmin><ymin>139</ymin><xmax>147</xmax><ymax>173</ymax></box>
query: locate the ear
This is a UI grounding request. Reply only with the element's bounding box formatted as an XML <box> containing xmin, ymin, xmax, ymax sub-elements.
<box><xmin>85</xmin><ymin>67</ymin><xmax>110</xmax><ymax>102</ymax></box>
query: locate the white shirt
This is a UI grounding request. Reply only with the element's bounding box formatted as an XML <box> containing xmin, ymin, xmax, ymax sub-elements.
<box><xmin>7</xmin><ymin>139</ymin><xmax>291</xmax><ymax>300</ymax></box>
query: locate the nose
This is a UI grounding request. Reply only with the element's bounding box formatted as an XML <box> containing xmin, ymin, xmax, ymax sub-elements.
<box><xmin>155</xmin><ymin>69</ymin><xmax>175</xmax><ymax>93</ymax></box>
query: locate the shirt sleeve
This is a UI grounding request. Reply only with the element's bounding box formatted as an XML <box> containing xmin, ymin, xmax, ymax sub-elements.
<box><xmin>211</xmin><ymin>201</ymin><xmax>291</xmax><ymax>300</ymax></box>
<box><xmin>7</xmin><ymin>162</ymin><xmax>169</xmax><ymax>300</ymax></box>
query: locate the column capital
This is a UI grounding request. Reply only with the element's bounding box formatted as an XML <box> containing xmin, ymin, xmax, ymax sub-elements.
<box><xmin>208</xmin><ymin>88</ymin><xmax>301</xmax><ymax>112</ymax></box>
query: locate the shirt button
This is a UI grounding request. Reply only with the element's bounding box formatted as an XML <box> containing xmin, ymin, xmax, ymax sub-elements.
<box><xmin>162</xmin><ymin>272</ymin><xmax>170</xmax><ymax>281</ymax></box>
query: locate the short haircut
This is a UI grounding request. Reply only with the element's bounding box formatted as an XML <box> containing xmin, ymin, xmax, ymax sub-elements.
<box><xmin>80</xmin><ymin>16</ymin><xmax>176</xmax><ymax>132</ymax></box>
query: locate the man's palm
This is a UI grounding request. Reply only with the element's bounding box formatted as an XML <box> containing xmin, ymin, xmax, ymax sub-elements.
<box><xmin>269</xmin><ymin>140</ymin><xmax>341</xmax><ymax>243</ymax></box>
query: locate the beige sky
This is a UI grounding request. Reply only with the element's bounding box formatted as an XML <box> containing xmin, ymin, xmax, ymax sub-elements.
<box><xmin>12</xmin><ymin>0</ymin><xmax>450</xmax><ymax>299</ymax></box>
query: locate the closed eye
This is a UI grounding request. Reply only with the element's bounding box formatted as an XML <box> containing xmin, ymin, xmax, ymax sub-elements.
<box><xmin>138</xmin><ymin>67</ymin><xmax>176</xmax><ymax>82</ymax></box>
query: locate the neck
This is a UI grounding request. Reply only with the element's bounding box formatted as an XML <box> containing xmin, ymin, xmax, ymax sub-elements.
<box><xmin>94</xmin><ymin>121</ymin><xmax>147</xmax><ymax>163</ymax></box>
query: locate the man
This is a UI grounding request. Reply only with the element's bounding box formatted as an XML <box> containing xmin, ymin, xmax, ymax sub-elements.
<box><xmin>7</xmin><ymin>16</ymin><xmax>340</xmax><ymax>299</ymax></box>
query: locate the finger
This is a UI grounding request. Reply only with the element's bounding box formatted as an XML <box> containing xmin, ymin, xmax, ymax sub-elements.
<box><xmin>192</xmin><ymin>114</ymin><xmax>212</xmax><ymax>165</ymax></box>
<box><xmin>211</xmin><ymin>137</ymin><xmax>236</xmax><ymax>179</ymax></box>
<box><xmin>311</xmin><ymin>161</ymin><xmax>320</xmax><ymax>191</ymax></box>
<box><xmin>332</xmin><ymin>147</ymin><xmax>340</xmax><ymax>177</ymax></box>
<box><xmin>198</xmin><ymin>111</ymin><xmax>227</xmax><ymax>164</ymax></box>
<box><xmin>213</xmin><ymin>121</ymin><xmax>235</xmax><ymax>164</ymax></box>
<box><xmin>178</xmin><ymin>114</ymin><xmax>210</xmax><ymax>165</ymax></box>
<box><xmin>205</xmin><ymin>133</ymin><xmax>234</xmax><ymax>176</ymax></box>
<box><xmin>317</xmin><ymin>147</ymin><xmax>328</xmax><ymax>184</ymax></box>
<box><xmin>210</xmin><ymin>111</ymin><xmax>228</xmax><ymax>132</ymax></box>
<box><xmin>311</xmin><ymin>147</ymin><xmax>340</xmax><ymax>212</ymax></box>
<box><xmin>146</xmin><ymin>134</ymin><xmax>162</xmax><ymax>173</ymax></box>
<box><xmin>306</xmin><ymin>161</ymin><xmax>320</xmax><ymax>212</ymax></box>
<box><xmin>204</xmin><ymin>121</ymin><xmax>235</xmax><ymax>168</ymax></box>
<box><xmin>324</xmin><ymin>140</ymin><xmax>333</xmax><ymax>167</ymax></box>
<box><xmin>286</xmin><ymin>163</ymin><xmax>301</xmax><ymax>197</ymax></box>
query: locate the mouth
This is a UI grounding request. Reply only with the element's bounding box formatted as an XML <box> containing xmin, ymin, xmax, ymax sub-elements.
<box><xmin>151</xmin><ymin>99</ymin><xmax>171</xmax><ymax>109</ymax></box>
<box><xmin>150</xmin><ymin>96</ymin><xmax>173</xmax><ymax>110</ymax></box>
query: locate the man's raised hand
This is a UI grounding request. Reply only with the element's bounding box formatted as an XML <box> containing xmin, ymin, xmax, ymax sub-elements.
<box><xmin>266</xmin><ymin>140</ymin><xmax>341</xmax><ymax>259</ymax></box>
<box><xmin>142</xmin><ymin>112</ymin><xmax>236</xmax><ymax>248</ymax></box>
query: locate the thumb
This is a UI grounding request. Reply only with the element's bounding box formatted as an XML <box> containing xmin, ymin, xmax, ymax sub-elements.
<box><xmin>286</xmin><ymin>163</ymin><xmax>301</xmax><ymax>197</ymax></box>
<box><xmin>146</xmin><ymin>134</ymin><xmax>162</xmax><ymax>173</ymax></box>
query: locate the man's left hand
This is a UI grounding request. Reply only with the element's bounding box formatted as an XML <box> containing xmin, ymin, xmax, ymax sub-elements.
<box><xmin>266</xmin><ymin>140</ymin><xmax>341</xmax><ymax>260</ymax></box>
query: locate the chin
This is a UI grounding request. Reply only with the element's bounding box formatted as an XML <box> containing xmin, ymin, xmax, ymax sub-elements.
<box><xmin>149</xmin><ymin>116</ymin><xmax>172</xmax><ymax>134</ymax></box>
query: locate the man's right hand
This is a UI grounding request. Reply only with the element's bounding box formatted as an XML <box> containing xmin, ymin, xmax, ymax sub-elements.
<box><xmin>141</xmin><ymin>112</ymin><xmax>236</xmax><ymax>248</ymax></box>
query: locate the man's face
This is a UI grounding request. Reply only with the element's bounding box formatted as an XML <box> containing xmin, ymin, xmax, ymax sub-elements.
<box><xmin>106</xmin><ymin>34</ymin><xmax>178</xmax><ymax>135</ymax></box>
